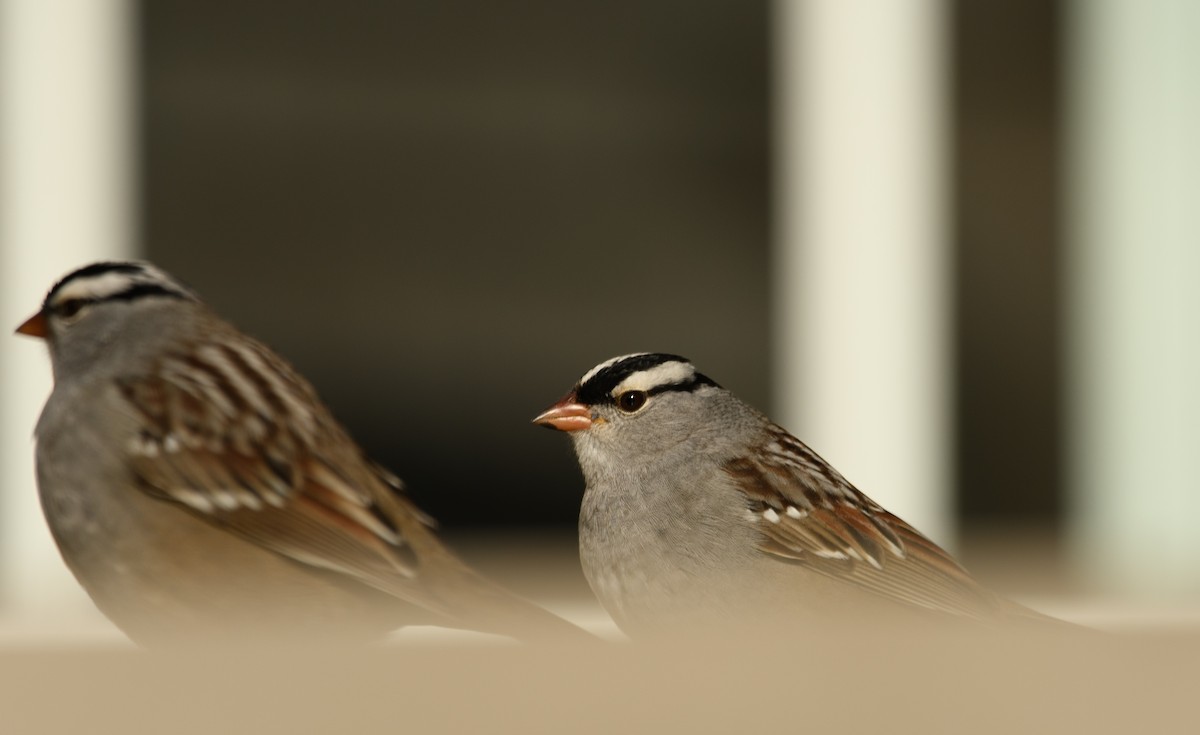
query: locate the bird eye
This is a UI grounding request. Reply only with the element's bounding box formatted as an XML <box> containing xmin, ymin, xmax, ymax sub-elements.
<box><xmin>57</xmin><ymin>298</ymin><xmax>87</xmax><ymax>320</ymax></box>
<box><xmin>615</xmin><ymin>390</ymin><xmax>648</xmax><ymax>413</ymax></box>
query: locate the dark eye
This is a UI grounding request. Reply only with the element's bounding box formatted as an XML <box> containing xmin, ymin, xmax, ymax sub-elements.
<box><xmin>615</xmin><ymin>390</ymin><xmax>648</xmax><ymax>413</ymax></box>
<box><xmin>57</xmin><ymin>299</ymin><xmax>87</xmax><ymax>319</ymax></box>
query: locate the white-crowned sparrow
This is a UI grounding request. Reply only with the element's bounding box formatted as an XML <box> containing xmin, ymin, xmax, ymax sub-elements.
<box><xmin>534</xmin><ymin>352</ymin><xmax>1051</xmax><ymax>636</ymax></box>
<box><xmin>17</xmin><ymin>261</ymin><xmax>585</xmax><ymax>646</ymax></box>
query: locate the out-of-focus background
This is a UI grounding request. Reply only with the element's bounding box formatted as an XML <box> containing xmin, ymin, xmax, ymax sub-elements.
<box><xmin>2</xmin><ymin>0</ymin><xmax>1199</xmax><ymax>643</ymax></box>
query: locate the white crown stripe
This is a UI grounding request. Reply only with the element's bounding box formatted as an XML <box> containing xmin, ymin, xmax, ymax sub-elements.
<box><xmin>612</xmin><ymin>361</ymin><xmax>696</xmax><ymax>395</ymax></box>
<box><xmin>578</xmin><ymin>352</ymin><xmax>653</xmax><ymax>386</ymax></box>
<box><xmin>48</xmin><ymin>263</ymin><xmax>195</xmax><ymax>306</ymax></box>
<box><xmin>50</xmin><ymin>272</ymin><xmax>145</xmax><ymax>305</ymax></box>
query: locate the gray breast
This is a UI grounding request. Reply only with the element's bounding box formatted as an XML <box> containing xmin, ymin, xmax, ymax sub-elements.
<box><xmin>578</xmin><ymin>458</ymin><xmax>766</xmax><ymax>633</ymax></box>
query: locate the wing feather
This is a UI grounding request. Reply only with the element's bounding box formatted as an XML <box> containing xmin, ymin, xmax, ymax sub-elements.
<box><xmin>727</xmin><ymin>425</ymin><xmax>1004</xmax><ymax>619</ymax></box>
<box><xmin>115</xmin><ymin>331</ymin><xmax>450</xmax><ymax>611</ymax></box>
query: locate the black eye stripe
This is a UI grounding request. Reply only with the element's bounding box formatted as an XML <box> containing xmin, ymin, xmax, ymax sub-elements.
<box><xmin>104</xmin><ymin>283</ymin><xmax>191</xmax><ymax>303</ymax></box>
<box><xmin>645</xmin><ymin>378</ymin><xmax>717</xmax><ymax>397</ymax></box>
<box><xmin>48</xmin><ymin>283</ymin><xmax>190</xmax><ymax>315</ymax></box>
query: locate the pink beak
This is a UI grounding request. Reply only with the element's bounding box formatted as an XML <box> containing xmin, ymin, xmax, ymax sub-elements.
<box><xmin>532</xmin><ymin>394</ymin><xmax>594</xmax><ymax>432</ymax></box>
<box><xmin>15</xmin><ymin>311</ymin><xmax>48</xmax><ymax>339</ymax></box>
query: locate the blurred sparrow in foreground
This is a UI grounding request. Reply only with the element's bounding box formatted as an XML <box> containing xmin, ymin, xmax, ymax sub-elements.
<box><xmin>18</xmin><ymin>261</ymin><xmax>585</xmax><ymax>646</ymax></box>
<box><xmin>535</xmin><ymin>352</ymin><xmax>1054</xmax><ymax>637</ymax></box>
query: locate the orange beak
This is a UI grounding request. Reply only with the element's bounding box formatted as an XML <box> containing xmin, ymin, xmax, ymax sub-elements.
<box><xmin>532</xmin><ymin>395</ymin><xmax>594</xmax><ymax>432</ymax></box>
<box><xmin>15</xmin><ymin>311</ymin><xmax>48</xmax><ymax>339</ymax></box>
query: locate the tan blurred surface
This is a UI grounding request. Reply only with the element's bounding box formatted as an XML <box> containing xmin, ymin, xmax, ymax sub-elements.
<box><xmin>1</xmin><ymin>625</ymin><xmax>1197</xmax><ymax>735</ymax></box>
<box><xmin>2</xmin><ymin>529</ymin><xmax>1199</xmax><ymax>734</ymax></box>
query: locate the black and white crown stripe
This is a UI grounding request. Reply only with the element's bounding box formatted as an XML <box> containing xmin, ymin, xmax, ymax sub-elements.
<box><xmin>44</xmin><ymin>261</ymin><xmax>197</xmax><ymax>313</ymax></box>
<box><xmin>574</xmin><ymin>352</ymin><xmax>720</xmax><ymax>406</ymax></box>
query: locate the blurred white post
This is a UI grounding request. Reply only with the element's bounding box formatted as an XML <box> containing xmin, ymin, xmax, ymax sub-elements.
<box><xmin>772</xmin><ymin>1</ymin><xmax>951</xmax><ymax>544</ymax></box>
<box><xmin>0</xmin><ymin>0</ymin><xmax>136</xmax><ymax>623</ymax></box>
<box><xmin>1067</xmin><ymin>0</ymin><xmax>1200</xmax><ymax>594</ymax></box>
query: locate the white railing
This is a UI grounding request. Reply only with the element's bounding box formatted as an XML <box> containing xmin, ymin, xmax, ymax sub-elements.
<box><xmin>1067</xmin><ymin>0</ymin><xmax>1200</xmax><ymax>594</ymax></box>
<box><xmin>773</xmin><ymin>0</ymin><xmax>952</xmax><ymax>545</ymax></box>
<box><xmin>0</xmin><ymin>0</ymin><xmax>136</xmax><ymax>624</ymax></box>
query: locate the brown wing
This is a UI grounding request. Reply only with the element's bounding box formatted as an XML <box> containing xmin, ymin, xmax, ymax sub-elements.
<box><xmin>726</xmin><ymin>426</ymin><xmax>1003</xmax><ymax>619</ymax></box>
<box><xmin>115</xmin><ymin>332</ymin><xmax>464</xmax><ymax>617</ymax></box>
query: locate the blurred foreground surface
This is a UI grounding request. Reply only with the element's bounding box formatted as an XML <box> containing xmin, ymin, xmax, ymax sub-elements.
<box><xmin>1</xmin><ymin>627</ymin><xmax>1196</xmax><ymax>734</ymax></box>
<box><xmin>2</xmin><ymin>529</ymin><xmax>1198</xmax><ymax>734</ymax></box>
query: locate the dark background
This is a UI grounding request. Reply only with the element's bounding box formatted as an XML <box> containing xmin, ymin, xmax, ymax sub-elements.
<box><xmin>141</xmin><ymin>1</ymin><xmax>1060</xmax><ymax>532</ymax></box>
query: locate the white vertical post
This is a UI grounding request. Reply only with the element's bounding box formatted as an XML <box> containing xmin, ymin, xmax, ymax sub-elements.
<box><xmin>0</xmin><ymin>0</ymin><xmax>136</xmax><ymax>623</ymax></box>
<box><xmin>1067</xmin><ymin>0</ymin><xmax>1200</xmax><ymax>593</ymax></box>
<box><xmin>773</xmin><ymin>1</ymin><xmax>951</xmax><ymax>544</ymax></box>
